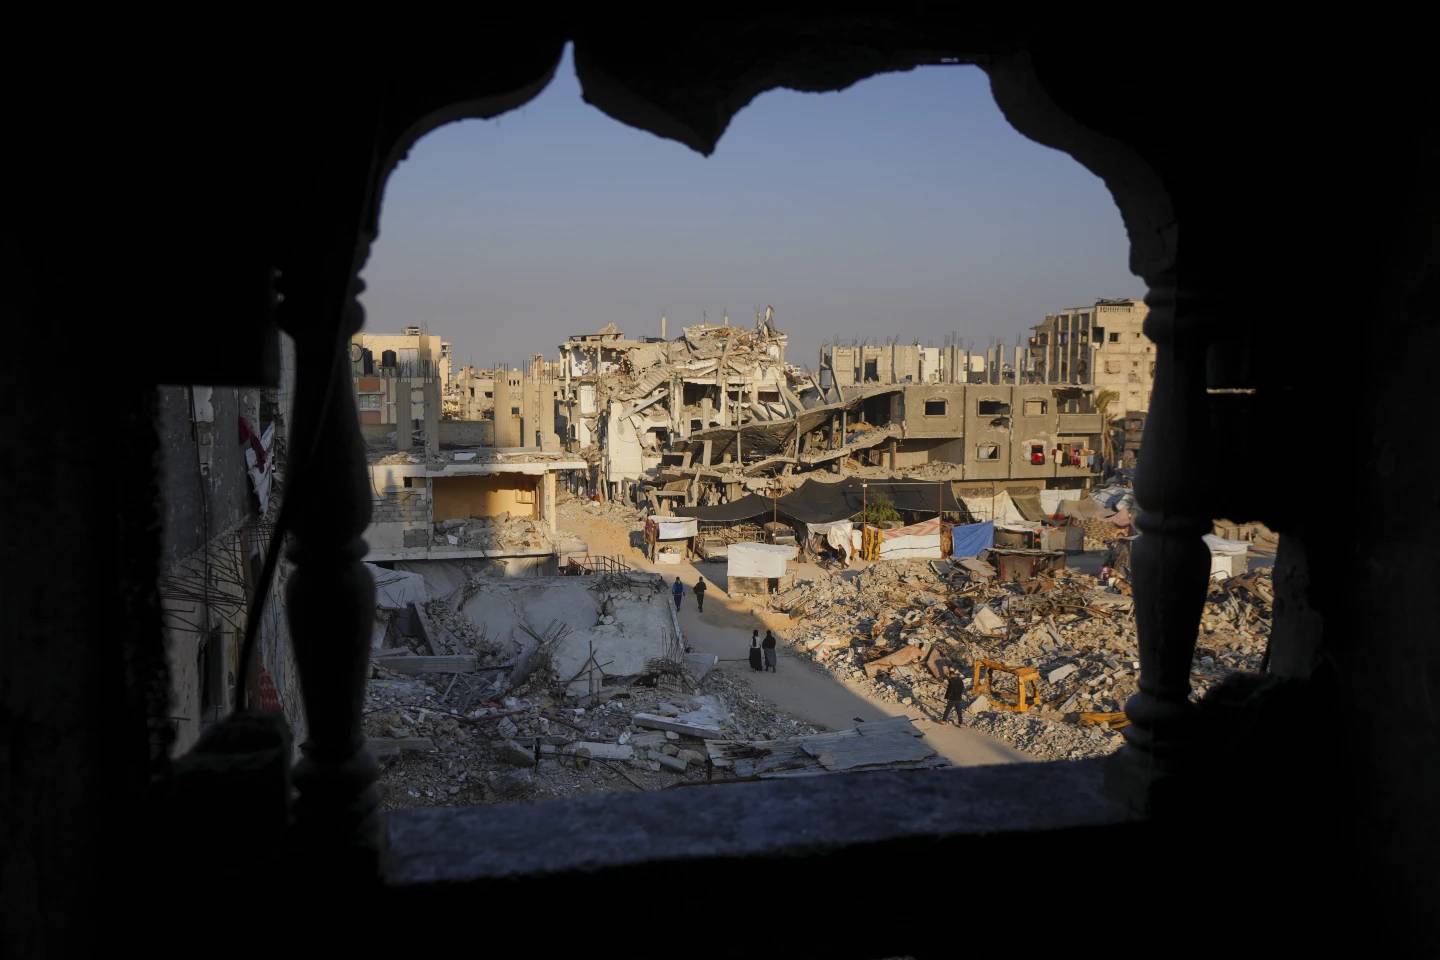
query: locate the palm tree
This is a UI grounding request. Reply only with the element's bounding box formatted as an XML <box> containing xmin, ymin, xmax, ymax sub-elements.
<box><xmin>1093</xmin><ymin>390</ymin><xmax>1120</xmax><ymax>467</ymax></box>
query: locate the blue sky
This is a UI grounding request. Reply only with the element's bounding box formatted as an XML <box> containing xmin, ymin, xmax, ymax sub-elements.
<box><xmin>360</xmin><ymin>46</ymin><xmax>1138</xmax><ymax>371</ymax></box>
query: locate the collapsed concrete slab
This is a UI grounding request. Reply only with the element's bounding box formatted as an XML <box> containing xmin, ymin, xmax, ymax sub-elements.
<box><xmin>427</xmin><ymin>571</ymin><xmax>683</xmax><ymax>697</ymax></box>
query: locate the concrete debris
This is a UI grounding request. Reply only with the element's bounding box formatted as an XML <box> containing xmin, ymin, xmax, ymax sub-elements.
<box><xmin>430</xmin><ymin>512</ymin><xmax>553</xmax><ymax>553</ymax></box>
<box><xmin>769</xmin><ymin>553</ymin><xmax>1273</xmax><ymax>762</ymax></box>
<box><xmin>707</xmin><ymin>716</ymin><xmax>943</xmax><ymax>778</ymax></box>
<box><xmin>365</xmin><ymin>603</ymin><xmax>823</xmax><ymax>809</ymax></box>
<box><xmin>493</xmin><ymin>739</ymin><xmax>537</xmax><ymax>767</ymax></box>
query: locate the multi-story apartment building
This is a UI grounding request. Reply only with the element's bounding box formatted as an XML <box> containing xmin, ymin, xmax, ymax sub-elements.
<box><xmin>349</xmin><ymin>326</ymin><xmax>446</xmax><ymax>456</ymax></box>
<box><xmin>1026</xmin><ymin>297</ymin><xmax>1153</xmax><ymax>418</ymax></box>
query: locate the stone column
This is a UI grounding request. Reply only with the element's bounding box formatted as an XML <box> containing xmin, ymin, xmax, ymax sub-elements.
<box><xmin>280</xmin><ymin>272</ymin><xmax>381</xmax><ymax>872</ymax></box>
<box><xmin>1107</xmin><ymin>279</ymin><xmax>1213</xmax><ymax>816</ymax></box>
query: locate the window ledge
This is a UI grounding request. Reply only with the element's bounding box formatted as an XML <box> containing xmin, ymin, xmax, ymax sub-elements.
<box><xmin>384</xmin><ymin>758</ymin><xmax>1131</xmax><ymax>888</ymax></box>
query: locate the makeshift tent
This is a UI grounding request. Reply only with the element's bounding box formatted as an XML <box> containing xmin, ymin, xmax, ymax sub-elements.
<box><xmin>1039</xmin><ymin>488</ymin><xmax>1083</xmax><ymax>516</ymax></box>
<box><xmin>776</xmin><ymin>478</ymin><xmax>964</xmax><ymax>525</ymax></box>
<box><xmin>728</xmin><ymin>542</ymin><xmax>797</xmax><ymax>578</ymax></box>
<box><xmin>950</xmin><ymin>521</ymin><xmax>995</xmax><ymax>558</ymax></box>
<box><xmin>960</xmin><ymin>489</ymin><xmax>1029</xmax><ymax>524</ymax></box>
<box><xmin>674</xmin><ymin>494</ymin><xmax>772</xmax><ymax>524</ymax></box>
<box><xmin>1092</xmin><ymin>485</ymin><xmax>1137</xmax><ymax>513</ymax></box>
<box><xmin>877</xmin><ymin>517</ymin><xmax>943</xmax><ymax>560</ymax></box>
<box><xmin>805</xmin><ymin>519</ymin><xmax>854</xmax><ymax>565</ymax></box>
<box><xmin>1059</xmin><ymin>498</ymin><xmax>1113</xmax><ymax>521</ymax></box>
<box><xmin>653</xmin><ymin>517</ymin><xmax>698</xmax><ymax>540</ymax></box>
<box><xmin>1010</xmin><ymin>493</ymin><xmax>1047</xmax><ymax>522</ymax></box>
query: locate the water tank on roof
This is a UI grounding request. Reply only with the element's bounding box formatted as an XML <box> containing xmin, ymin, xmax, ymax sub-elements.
<box><xmin>381</xmin><ymin>349</ymin><xmax>397</xmax><ymax>368</ymax></box>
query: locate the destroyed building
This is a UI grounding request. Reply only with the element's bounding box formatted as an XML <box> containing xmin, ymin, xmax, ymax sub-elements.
<box><xmin>557</xmin><ymin>308</ymin><xmax>815</xmax><ymax>502</ymax></box>
<box><xmin>350</xmin><ymin>326</ymin><xmax>447</xmax><ymax>459</ymax></box>
<box><xmin>1027</xmin><ymin>297</ymin><xmax>1154</xmax><ymax>418</ymax></box>
<box><xmin>443</xmin><ymin>364</ymin><xmax>495</xmax><ymax>423</ymax></box>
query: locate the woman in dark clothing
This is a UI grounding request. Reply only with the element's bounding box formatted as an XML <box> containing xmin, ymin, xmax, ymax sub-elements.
<box><xmin>762</xmin><ymin>630</ymin><xmax>778</xmax><ymax>672</ymax></box>
<box><xmin>749</xmin><ymin>630</ymin><xmax>763</xmax><ymax>671</ymax></box>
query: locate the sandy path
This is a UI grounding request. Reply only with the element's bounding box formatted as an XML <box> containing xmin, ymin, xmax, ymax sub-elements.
<box><xmin>559</xmin><ymin>503</ymin><xmax>1026</xmax><ymax>766</ymax></box>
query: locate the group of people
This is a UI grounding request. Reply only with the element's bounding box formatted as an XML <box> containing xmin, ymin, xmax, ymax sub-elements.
<box><xmin>672</xmin><ymin>575</ymin><xmax>706</xmax><ymax>612</ymax></box>
<box><xmin>671</xmin><ymin>576</ymin><xmax>778</xmax><ymax>672</ymax></box>
<box><xmin>669</xmin><ymin>577</ymin><xmax>973</xmax><ymax>722</ymax></box>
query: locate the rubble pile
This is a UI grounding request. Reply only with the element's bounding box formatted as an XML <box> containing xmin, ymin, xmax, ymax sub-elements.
<box><xmin>772</xmin><ymin>559</ymin><xmax>1274</xmax><ymax>761</ymax></box>
<box><xmin>365</xmin><ymin>567</ymin><xmax>824</xmax><ymax>808</ymax></box>
<box><xmin>365</xmin><ymin>658</ymin><xmax>825</xmax><ymax>809</ymax></box>
<box><xmin>433</xmin><ymin>513</ymin><xmax>551</xmax><ymax>551</ymax></box>
<box><xmin>557</xmin><ymin>493</ymin><xmax>645</xmax><ymax>528</ymax></box>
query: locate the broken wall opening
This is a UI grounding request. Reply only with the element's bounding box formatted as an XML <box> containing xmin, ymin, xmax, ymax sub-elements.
<box><xmin>432</xmin><ymin>474</ymin><xmax>540</xmax><ymax>521</ymax></box>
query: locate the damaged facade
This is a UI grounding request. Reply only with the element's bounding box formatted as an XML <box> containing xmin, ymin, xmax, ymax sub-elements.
<box><xmin>1026</xmin><ymin>298</ymin><xmax>1154</xmax><ymax>418</ymax></box>
<box><xmin>554</xmin><ymin>311</ymin><xmax>1108</xmax><ymax>513</ymax></box>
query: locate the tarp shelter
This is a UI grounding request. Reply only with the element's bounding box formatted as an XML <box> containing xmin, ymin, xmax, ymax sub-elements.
<box><xmin>1039</xmin><ymin>488</ymin><xmax>1083</xmax><ymax>516</ymax></box>
<box><xmin>951</xmin><ymin>521</ymin><xmax>995</xmax><ymax>558</ymax></box>
<box><xmin>1092</xmin><ymin>485</ymin><xmax>1137</xmax><ymax>513</ymax></box>
<box><xmin>366</xmin><ymin>563</ymin><xmax>428</xmax><ymax>610</ymax></box>
<box><xmin>877</xmin><ymin>517</ymin><xmax>943</xmax><ymax>560</ymax></box>
<box><xmin>805</xmin><ymin>519</ymin><xmax>854</xmax><ymax>565</ymax></box>
<box><xmin>1059</xmin><ymin>498</ymin><xmax>1114</xmax><ymax>521</ymax></box>
<box><xmin>674</xmin><ymin>494</ymin><xmax>772</xmax><ymax>524</ymax></box>
<box><xmin>728</xmin><ymin>542</ymin><xmax>797</xmax><ymax>578</ymax></box>
<box><xmin>776</xmin><ymin>478</ymin><xmax>965</xmax><ymax>525</ymax></box>
<box><xmin>653</xmin><ymin>517</ymin><xmax>698</xmax><ymax>540</ymax></box>
<box><xmin>1203</xmin><ymin>534</ymin><xmax>1249</xmax><ymax>579</ymax></box>
<box><xmin>1010</xmin><ymin>493</ymin><xmax>1047</xmax><ymax>522</ymax></box>
<box><xmin>645</xmin><ymin>515</ymin><xmax>698</xmax><ymax>562</ymax></box>
<box><xmin>960</xmin><ymin>489</ymin><xmax>1029</xmax><ymax>524</ymax></box>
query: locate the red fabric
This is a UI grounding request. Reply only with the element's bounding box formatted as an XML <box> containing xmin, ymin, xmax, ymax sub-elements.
<box><xmin>237</xmin><ymin>416</ymin><xmax>268</xmax><ymax>470</ymax></box>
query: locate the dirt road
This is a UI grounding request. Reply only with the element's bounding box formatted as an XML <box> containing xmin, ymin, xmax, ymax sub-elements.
<box><xmin>559</xmin><ymin>503</ymin><xmax>1026</xmax><ymax>766</ymax></box>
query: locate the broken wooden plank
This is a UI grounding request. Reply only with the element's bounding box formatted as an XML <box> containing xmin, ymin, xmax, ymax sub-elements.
<box><xmin>379</xmin><ymin>655</ymin><xmax>479</xmax><ymax>675</ymax></box>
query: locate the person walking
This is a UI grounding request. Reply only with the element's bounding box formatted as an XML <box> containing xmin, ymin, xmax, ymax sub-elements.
<box><xmin>671</xmin><ymin>576</ymin><xmax>684</xmax><ymax>611</ymax></box>
<box><xmin>748</xmin><ymin>630</ymin><xmax>764</xmax><ymax>672</ymax></box>
<box><xmin>940</xmin><ymin>664</ymin><xmax>968</xmax><ymax>725</ymax></box>
<box><xmin>761</xmin><ymin>629</ymin><xmax>778</xmax><ymax>673</ymax></box>
<box><xmin>693</xmin><ymin>576</ymin><xmax>707</xmax><ymax>613</ymax></box>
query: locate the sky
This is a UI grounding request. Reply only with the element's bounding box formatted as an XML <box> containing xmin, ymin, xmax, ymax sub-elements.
<box><xmin>360</xmin><ymin>46</ymin><xmax>1138</xmax><ymax>372</ymax></box>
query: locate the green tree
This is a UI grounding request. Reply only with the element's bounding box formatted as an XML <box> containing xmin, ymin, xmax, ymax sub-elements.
<box><xmin>858</xmin><ymin>491</ymin><xmax>901</xmax><ymax>525</ymax></box>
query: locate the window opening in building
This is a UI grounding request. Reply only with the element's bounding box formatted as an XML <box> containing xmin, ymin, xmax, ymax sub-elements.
<box><xmin>353</xmin><ymin>46</ymin><xmax>1137</xmax><ymax>815</ymax></box>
